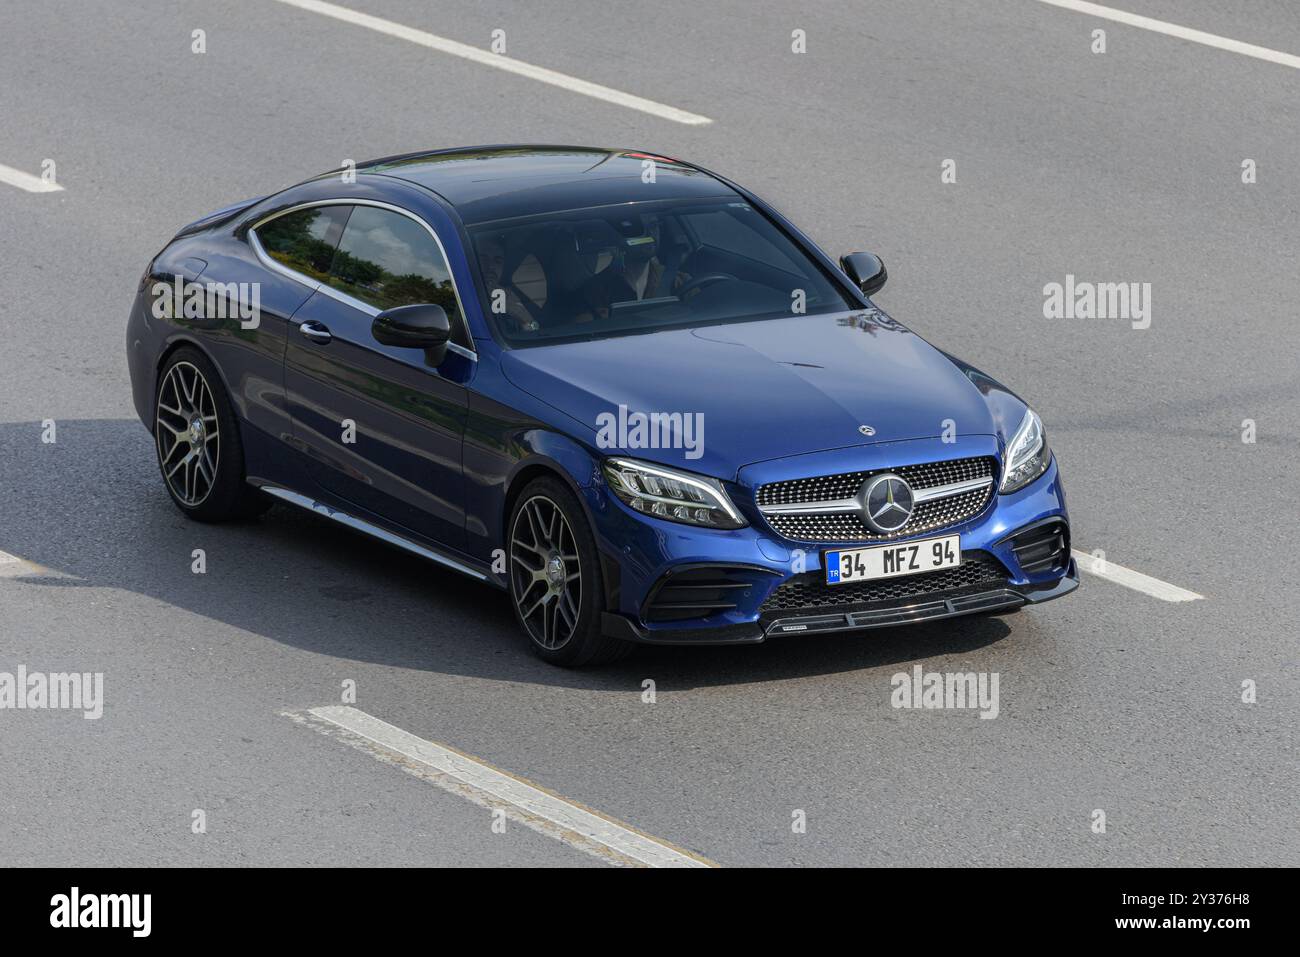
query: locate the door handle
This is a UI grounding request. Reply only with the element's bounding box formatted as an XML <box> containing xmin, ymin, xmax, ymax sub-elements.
<box><xmin>299</xmin><ymin>320</ymin><xmax>332</xmax><ymax>344</ymax></box>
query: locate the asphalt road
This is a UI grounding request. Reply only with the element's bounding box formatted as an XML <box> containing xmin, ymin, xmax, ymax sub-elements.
<box><xmin>0</xmin><ymin>0</ymin><xmax>1296</xmax><ymax>867</ymax></box>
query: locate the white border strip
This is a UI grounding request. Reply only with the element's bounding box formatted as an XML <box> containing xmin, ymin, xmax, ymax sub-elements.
<box><xmin>0</xmin><ymin>163</ymin><xmax>63</xmax><ymax>193</ymax></box>
<box><xmin>1072</xmin><ymin>549</ymin><xmax>1203</xmax><ymax>602</ymax></box>
<box><xmin>271</xmin><ymin>0</ymin><xmax>713</xmax><ymax>125</ymax></box>
<box><xmin>301</xmin><ymin>705</ymin><xmax>714</xmax><ymax>867</ymax></box>
<box><xmin>1032</xmin><ymin>0</ymin><xmax>1300</xmax><ymax>70</ymax></box>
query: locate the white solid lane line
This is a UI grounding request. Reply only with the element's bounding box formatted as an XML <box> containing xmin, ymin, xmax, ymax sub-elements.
<box><xmin>0</xmin><ymin>547</ymin><xmax>64</xmax><ymax>579</ymax></box>
<box><xmin>294</xmin><ymin>705</ymin><xmax>716</xmax><ymax>868</ymax></box>
<box><xmin>1032</xmin><ymin>0</ymin><xmax>1300</xmax><ymax>70</ymax></box>
<box><xmin>0</xmin><ymin>163</ymin><xmax>63</xmax><ymax>193</ymax></box>
<box><xmin>270</xmin><ymin>0</ymin><xmax>713</xmax><ymax>126</ymax></box>
<box><xmin>1072</xmin><ymin>549</ymin><xmax>1203</xmax><ymax>602</ymax></box>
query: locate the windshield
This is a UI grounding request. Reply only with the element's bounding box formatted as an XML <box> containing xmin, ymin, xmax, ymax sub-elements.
<box><xmin>467</xmin><ymin>197</ymin><xmax>855</xmax><ymax>344</ymax></box>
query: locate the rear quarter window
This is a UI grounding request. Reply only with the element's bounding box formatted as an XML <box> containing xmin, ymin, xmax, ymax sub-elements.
<box><xmin>255</xmin><ymin>206</ymin><xmax>350</xmax><ymax>280</ymax></box>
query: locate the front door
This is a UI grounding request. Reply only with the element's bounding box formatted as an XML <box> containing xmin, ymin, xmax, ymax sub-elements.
<box><xmin>282</xmin><ymin>203</ymin><xmax>475</xmax><ymax>549</ymax></box>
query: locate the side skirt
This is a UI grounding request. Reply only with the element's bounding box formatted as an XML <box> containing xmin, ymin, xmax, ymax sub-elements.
<box><xmin>257</xmin><ymin>485</ymin><xmax>502</xmax><ymax>588</ymax></box>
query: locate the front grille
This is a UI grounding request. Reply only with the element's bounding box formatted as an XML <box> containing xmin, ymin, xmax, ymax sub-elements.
<box><xmin>767</xmin><ymin>486</ymin><xmax>991</xmax><ymax>543</ymax></box>
<box><xmin>760</xmin><ymin>552</ymin><xmax>1009</xmax><ymax>614</ymax></box>
<box><xmin>757</xmin><ymin>457</ymin><xmax>994</xmax><ymax>507</ymax></box>
<box><xmin>756</xmin><ymin>456</ymin><xmax>997</xmax><ymax>543</ymax></box>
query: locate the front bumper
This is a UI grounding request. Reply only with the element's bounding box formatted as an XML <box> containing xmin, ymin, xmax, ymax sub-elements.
<box><xmin>587</xmin><ymin>448</ymin><xmax>1075</xmax><ymax>645</ymax></box>
<box><xmin>758</xmin><ymin>558</ymin><xmax>1077</xmax><ymax>640</ymax></box>
<box><xmin>602</xmin><ymin>559</ymin><xmax>1078</xmax><ymax>644</ymax></box>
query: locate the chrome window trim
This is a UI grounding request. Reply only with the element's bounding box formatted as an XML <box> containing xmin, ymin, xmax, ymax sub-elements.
<box><xmin>248</xmin><ymin>197</ymin><xmax>477</xmax><ymax>358</ymax></box>
<box><xmin>757</xmin><ymin>475</ymin><xmax>993</xmax><ymax>515</ymax></box>
<box><xmin>248</xmin><ymin>227</ymin><xmax>322</xmax><ymax>293</ymax></box>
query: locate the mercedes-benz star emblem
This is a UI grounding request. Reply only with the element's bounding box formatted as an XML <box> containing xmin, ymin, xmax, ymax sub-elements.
<box><xmin>861</xmin><ymin>473</ymin><xmax>914</xmax><ymax>533</ymax></box>
<box><xmin>858</xmin><ymin>425</ymin><xmax>876</xmax><ymax>436</ymax></box>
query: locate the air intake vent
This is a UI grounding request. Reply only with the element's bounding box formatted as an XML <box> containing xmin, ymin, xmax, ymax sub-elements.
<box><xmin>642</xmin><ymin>567</ymin><xmax>765</xmax><ymax>623</ymax></box>
<box><xmin>1008</xmin><ymin>519</ymin><xmax>1070</xmax><ymax>575</ymax></box>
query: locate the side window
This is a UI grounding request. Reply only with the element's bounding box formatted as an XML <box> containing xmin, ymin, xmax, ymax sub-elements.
<box><xmin>255</xmin><ymin>206</ymin><xmax>350</xmax><ymax>280</ymax></box>
<box><xmin>325</xmin><ymin>206</ymin><xmax>467</xmax><ymax>343</ymax></box>
<box><xmin>684</xmin><ymin>208</ymin><xmax>800</xmax><ymax>273</ymax></box>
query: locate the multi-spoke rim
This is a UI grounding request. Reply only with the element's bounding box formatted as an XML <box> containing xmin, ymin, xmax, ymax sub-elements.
<box><xmin>155</xmin><ymin>361</ymin><xmax>220</xmax><ymax>507</ymax></box>
<box><xmin>510</xmin><ymin>495</ymin><xmax>582</xmax><ymax>650</ymax></box>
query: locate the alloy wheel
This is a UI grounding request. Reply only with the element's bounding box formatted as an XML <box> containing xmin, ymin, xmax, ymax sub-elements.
<box><xmin>155</xmin><ymin>361</ymin><xmax>220</xmax><ymax>507</ymax></box>
<box><xmin>510</xmin><ymin>494</ymin><xmax>582</xmax><ymax>650</ymax></box>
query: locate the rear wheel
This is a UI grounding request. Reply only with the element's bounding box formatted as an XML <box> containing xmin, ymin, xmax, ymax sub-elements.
<box><xmin>508</xmin><ymin>477</ymin><xmax>632</xmax><ymax>666</ymax></box>
<box><xmin>154</xmin><ymin>347</ymin><xmax>268</xmax><ymax>521</ymax></box>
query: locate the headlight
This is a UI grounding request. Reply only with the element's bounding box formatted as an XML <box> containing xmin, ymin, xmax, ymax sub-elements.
<box><xmin>603</xmin><ymin>457</ymin><xmax>747</xmax><ymax>529</ymax></box>
<box><xmin>999</xmin><ymin>409</ymin><xmax>1051</xmax><ymax>493</ymax></box>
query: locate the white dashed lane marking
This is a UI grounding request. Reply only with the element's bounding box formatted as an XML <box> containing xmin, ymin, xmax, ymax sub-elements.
<box><xmin>271</xmin><ymin>0</ymin><xmax>713</xmax><ymax>126</ymax></box>
<box><xmin>1072</xmin><ymin>548</ymin><xmax>1204</xmax><ymax>602</ymax></box>
<box><xmin>1033</xmin><ymin>0</ymin><xmax>1300</xmax><ymax>70</ymax></box>
<box><xmin>0</xmin><ymin>163</ymin><xmax>63</xmax><ymax>193</ymax></box>
<box><xmin>287</xmin><ymin>705</ymin><xmax>717</xmax><ymax>868</ymax></box>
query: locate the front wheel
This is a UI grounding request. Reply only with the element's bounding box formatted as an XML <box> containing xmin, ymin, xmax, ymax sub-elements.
<box><xmin>508</xmin><ymin>477</ymin><xmax>632</xmax><ymax>666</ymax></box>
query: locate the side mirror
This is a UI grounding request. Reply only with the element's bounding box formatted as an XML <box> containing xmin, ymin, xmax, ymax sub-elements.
<box><xmin>372</xmin><ymin>303</ymin><xmax>452</xmax><ymax>361</ymax></box>
<box><xmin>840</xmin><ymin>252</ymin><xmax>888</xmax><ymax>297</ymax></box>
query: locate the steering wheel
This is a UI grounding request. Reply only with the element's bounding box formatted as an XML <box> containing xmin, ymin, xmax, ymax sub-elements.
<box><xmin>677</xmin><ymin>273</ymin><xmax>737</xmax><ymax>300</ymax></box>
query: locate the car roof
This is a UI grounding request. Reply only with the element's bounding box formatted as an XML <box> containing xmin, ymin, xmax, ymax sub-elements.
<box><xmin>356</xmin><ymin>145</ymin><xmax>739</xmax><ymax>225</ymax></box>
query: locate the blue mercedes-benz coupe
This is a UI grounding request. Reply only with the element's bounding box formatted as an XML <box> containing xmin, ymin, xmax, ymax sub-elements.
<box><xmin>126</xmin><ymin>145</ymin><xmax>1077</xmax><ymax>665</ymax></box>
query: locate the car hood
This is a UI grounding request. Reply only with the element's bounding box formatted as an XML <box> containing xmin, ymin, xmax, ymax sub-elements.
<box><xmin>500</xmin><ymin>308</ymin><xmax>998</xmax><ymax>479</ymax></box>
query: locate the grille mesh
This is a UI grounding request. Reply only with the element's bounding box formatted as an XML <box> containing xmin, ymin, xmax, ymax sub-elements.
<box><xmin>761</xmin><ymin>553</ymin><xmax>1008</xmax><ymax>613</ymax></box>
<box><xmin>757</xmin><ymin>456</ymin><xmax>996</xmax><ymax>543</ymax></box>
<box><xmin>757</xmin><ymin>456</ymin><xmax>994</xmax><ymax>506</ymax></box>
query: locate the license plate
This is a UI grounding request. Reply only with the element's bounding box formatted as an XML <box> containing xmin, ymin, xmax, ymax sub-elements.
<box><xmin>825</xmin><ymin>535</ymin><xmax>961</xmax><ymax>585</ymax></box>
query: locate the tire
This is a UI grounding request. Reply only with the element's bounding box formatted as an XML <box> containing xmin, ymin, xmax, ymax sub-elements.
<box><xmin>154</xmin><ymin>347</ymin><xmax>269</xmax><ymax>522</ymax></box>
<box><xmin>507</xmin><ymin>477</ymin><xmax>633</xmax><ymax>666</ymax></box>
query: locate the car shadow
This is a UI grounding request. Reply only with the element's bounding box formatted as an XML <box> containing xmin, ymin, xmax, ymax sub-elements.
<box><xmin>0</xmin><ymin>419</ymin><xmax>1015</xmax><ymax>692</ymax></box>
